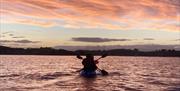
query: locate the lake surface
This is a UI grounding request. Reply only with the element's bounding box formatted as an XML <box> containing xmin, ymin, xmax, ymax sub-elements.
<box><xmin>0</xmin><ymin>55</ymin><xmax>180</xmax><ymax>91</ymax></box>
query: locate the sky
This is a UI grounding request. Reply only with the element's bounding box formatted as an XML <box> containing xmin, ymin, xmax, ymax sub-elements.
<box><xmin>0</xmin><ymin>0</ymin><xmax>180</xmax><ymax>50</ymax></box>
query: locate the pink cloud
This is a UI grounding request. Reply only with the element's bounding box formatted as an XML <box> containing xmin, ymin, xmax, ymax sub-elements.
<box><xmin>0</xmin><ymin>0</ymin><xmax>179</xmax><ymax>31</ymax></box>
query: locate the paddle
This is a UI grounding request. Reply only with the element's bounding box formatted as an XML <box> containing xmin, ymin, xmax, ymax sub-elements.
<box><xmin>95</xmin><ymin>54</ymin><xmax>109</xmax><ymax>75</ymax></box>
<box><xmin>76</xmin><ymin>54</ymin><xmax>109</xmax><ymax>75</ymax></box>
<box><xmin>97</xmin><ymin>68</ymin><xmax>109</xmax><ymax>76</ymax></box>
<box><xmin>76</xmin><ymin>54</ymin><xmax>108</xmax><ymax>61</ymax></box>
<box><xmin>96</xmin><ymin>54</ymin><xmax>108</xmax><ymax>61</ymax></box>
<box><xmin>76</xmin><ymin>55</ymin><xmax>83</xmax><ymax>59</ymax></box>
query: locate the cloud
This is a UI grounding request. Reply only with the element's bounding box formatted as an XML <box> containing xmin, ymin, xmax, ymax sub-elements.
<box><xmin>0</xmin><ymin>32</ymin><xmax>13</xmax><ymax>38</ymax></box>
<box><xmin>1</xmin><ymin>0</ymin><xmax>179</xmax><ymax>31</ymax></box>
<box><xmin>1</xmin><ymin>32</ymin><xmax>25</xmax><ymax>39</ymax></box>
<box><xmin>2</xmin><ymin>31</ymin><xmax>12</xmax><ymax>34</ymax></box>
<box><xmin>72</xmin><ymin>37</ymin><xmax>132</xmax><ymax>42</ymax></box>
<box><xmin>0</xmin><ymin>39</ymin><xmax>40</xmax><ymax>44</ymax></box>
<box><xmin>174</xmin><ymin>39</ymin><xmax>180</xmax><ymax>41</ymax></box>
<box><xmin>1</xmin><ymin>31</ymin><xmax>14</xmax><ymax>35</ymax></box>
<box><xmin>12</xmin><ymin>36</ymin><xmax>25</xmax><ymax>38</ymax></box>
<box><xmin>9</xmin><ymin>34</ymin><xmax>14</xmax><ymax>36</ymax></box>
<box><xmin>16</xmin><ymin>19</ymin><xmax>57</xmax><ymax>27</ymax></box>
<box><xmin>15</xmin><ymin>40</ymin><xmax>40</xmax><ymax>43</ymax></box>
<box><xmin>144</xmin><ymin>38</ymin><xmax>155</xmax><ymax>40</ymax></box>
<box><xmin>0</xmin><ymin>35</ymin><xmax>5</xmax><ymax>38</ymax></box>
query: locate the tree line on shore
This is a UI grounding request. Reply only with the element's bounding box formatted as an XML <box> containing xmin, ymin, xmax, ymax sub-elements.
<box><xmin>0</xmin><ymin>46</ymin><xmax>179</xmax><ymax>57</ymax></box>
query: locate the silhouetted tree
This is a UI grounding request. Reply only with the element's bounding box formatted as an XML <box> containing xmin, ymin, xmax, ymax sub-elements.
<box><xmin>0</xmin><ymin>46</ymin><xmax>179</xmax><ymax>57</ymax></box>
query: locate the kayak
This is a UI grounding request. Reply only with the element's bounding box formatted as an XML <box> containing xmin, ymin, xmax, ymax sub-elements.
<box><xmin>80</xmin><ymin>70</ymin><xmax>102</xmax><ymax>77</ymax></box>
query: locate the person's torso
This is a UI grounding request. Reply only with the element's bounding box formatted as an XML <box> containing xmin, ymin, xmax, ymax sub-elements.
<box><xmin>82</xmin><ymin>59</ymin><xmax>97</xmax><ymax>71</ymax></box>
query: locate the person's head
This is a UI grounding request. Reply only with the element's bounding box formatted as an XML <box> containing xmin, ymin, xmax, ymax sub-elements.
<box><xmin>85</xmin><ymin>54</ymin><xmax>94</xmax><ymax>60</ymax></box>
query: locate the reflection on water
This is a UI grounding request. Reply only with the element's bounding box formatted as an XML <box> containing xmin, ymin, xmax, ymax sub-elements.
<box><xmin>81</xmin><ymin>78</ymin><xmax>96</xmax><ymax>91</ymax></box>
<box><xmin>0</xmin><ymin>55</ymin><xmax>180</xmax><ymax>91</ymax></box>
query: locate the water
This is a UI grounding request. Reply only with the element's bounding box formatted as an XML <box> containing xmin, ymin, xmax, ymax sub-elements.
<box><xmin>0</xmin><ymin>55</ymin><xmax>180</xmax><ymax>91</ymax></box>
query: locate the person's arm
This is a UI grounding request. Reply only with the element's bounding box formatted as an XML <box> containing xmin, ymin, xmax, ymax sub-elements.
<box><xmin>82</xmin><ymin>58</ymin><xmax>86</xmax><ymax>65</ymax></box>
<box><xmin>94</xmin><ymin>60</ymin><xmax>99</xmax><ymax>64</ymax></box>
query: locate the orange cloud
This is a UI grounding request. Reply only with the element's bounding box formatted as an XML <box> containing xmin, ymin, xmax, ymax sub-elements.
<box><xmin>0</xmin><ymin>0</ymin><xmax>179</xmax><ymax>31</ymax></box>
<box><xmin>16</xmin><ymin>19</ymin><xmax>56</xmax><ymax>27</ymax></box>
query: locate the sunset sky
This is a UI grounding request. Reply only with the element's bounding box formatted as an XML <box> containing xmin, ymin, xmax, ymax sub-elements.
<box><xmin>0</xmin><ymin>0</ymin><xmax>180</xmax><ymax>50</ymax></box>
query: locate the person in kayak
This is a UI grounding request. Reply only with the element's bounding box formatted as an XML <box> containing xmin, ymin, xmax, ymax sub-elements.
<box><xmin>76</xmin><ymin>54</ymin><xmax>109</xmax><ymax>76</ymax></box>
<box><xmin>81</xmin><ymin>54</ymin><xmax>98</xmax><ymax>72</ymax></box>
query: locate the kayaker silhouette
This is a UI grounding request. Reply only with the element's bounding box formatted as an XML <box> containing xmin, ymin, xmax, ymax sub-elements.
<box><xmin>82</xmin><ymin>54</ymin><xmax>98</xmax><ymax>72</ymax></box>
<box><xmin>77</xmin><ymin>54</ymin><xmax>108</xmax><ymax>77</ymax></box>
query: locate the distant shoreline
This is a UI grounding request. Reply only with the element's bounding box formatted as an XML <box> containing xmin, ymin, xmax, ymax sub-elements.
<box><xmin>1</xmin><ymin>46</ymin><xmax>180</xmax><ymax>57</ymax></box>
<box><xmin>0</xmin><ymin>54</ymin><xmax>180</xmax><ymax>58</ymax></box>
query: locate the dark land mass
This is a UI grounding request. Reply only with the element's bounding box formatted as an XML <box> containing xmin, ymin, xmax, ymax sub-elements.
<box><xmin>0</xmin><ymin>46</ymin><xmax>180</xmax><ymax>57</ymax></box>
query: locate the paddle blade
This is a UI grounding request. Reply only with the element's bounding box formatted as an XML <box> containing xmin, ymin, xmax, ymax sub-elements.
<box><xmin>101</xmin><ymin>69</ymin><xmax>108</xmax><ymax>76</ymax></box>
<box><xmin>101</xmin><ymin>54</ymin><xmax>108</xmax><ymax>58</ymax></box>
<box><xmin>77</xmin><ymin>55</ymin><xmax>83</xmax><ymax>59</ymax></box>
